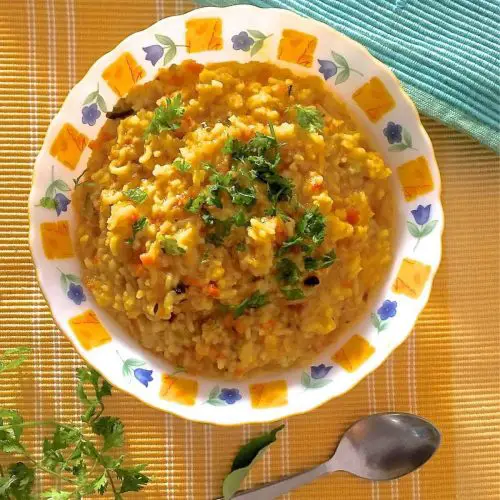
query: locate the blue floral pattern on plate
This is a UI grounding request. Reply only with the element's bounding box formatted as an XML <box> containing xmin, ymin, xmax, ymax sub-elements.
<box><xmin>231</xmin><ymin>30</ymin><xmax>273</xmax><ymax>57</ymax></box>
<box><xmin>58</xmin><ymin>268</ymin><xmax>86</xmax><ymax>305</ymax></box>
<box><xmin>38</xmin><ymin>166</ymin><xmax>71</xmax><ymax>216</ymax></box>
<box><xmin>384</xmin><ymin>121</ymin><xmax>416</xmax><ymax>152</ymax></box>
<box><xmin>143</xmin><ymin>34</ymin><xmax>185</xmax><ymax>66</ymax></box>
<box><xmin>407</xmin><ymin>204</ymin><xmax>438</xmax><ymax>250</ymax></box>
<box><xmin>205</xmin><ymin>385</ymin><xmax>242</xmax><ymax>406</ymax></box>
<box><xmin>301</xmin><ymin>364</ymin><xmax>333</xmax><ymax>389</ymax></box>
<box><xmin>371</xmin><ymin>300</ymin><xmax>398</xmax><ymax>333</ymax></box>
<box><xmin>318</xmin><ymin>51</ymin><xmax>363</xmax><ymax>85</ymax></box>
<box><xmin>117</xmin><ymin>351</ymin><xmax>154</xmax><ymax>388</ymax></box>
<box><xmin>82</xmin><ymin>85</ymin><xmax>107</xmax><ymax>125</ymax></box>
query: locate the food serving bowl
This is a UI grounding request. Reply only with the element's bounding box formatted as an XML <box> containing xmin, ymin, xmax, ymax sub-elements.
<box><xmin>29</xmin><ymin>5</ymin><xmax>443</xmax><ymax>425</ymax></box>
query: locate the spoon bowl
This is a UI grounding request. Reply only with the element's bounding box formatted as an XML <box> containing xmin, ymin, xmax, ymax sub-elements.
<box><xmin>231</xmin><ymin>412</ymin><xmax>441</xmax><ymax>499</ymax></box>
<box><xmin>331</xmin><ymin>412</ymin><xmax>441</xmax><ymax>480</ymax></box>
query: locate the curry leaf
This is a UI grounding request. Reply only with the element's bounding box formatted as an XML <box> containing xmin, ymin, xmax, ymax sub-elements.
<box><xmin>223</xmin><ymin>425</ymin><xmax>285</xmax><ymax>499</ymax></box>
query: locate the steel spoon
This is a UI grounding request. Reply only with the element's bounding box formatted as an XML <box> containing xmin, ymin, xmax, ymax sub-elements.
<box><xmin>230</xmin><ymin>412</ymin><xmax>441</xmax><ymax>499</ymax></box>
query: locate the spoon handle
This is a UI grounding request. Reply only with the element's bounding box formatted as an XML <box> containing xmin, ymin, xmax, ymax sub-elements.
<box><xmin>230</xmin><ymin>462</ymin><xmax>331</xmax><ymax>500</ymax></box>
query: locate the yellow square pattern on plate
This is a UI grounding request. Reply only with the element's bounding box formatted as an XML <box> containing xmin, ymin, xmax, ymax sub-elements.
<box><xmin>397</xmin><ymin>156</ymin><xmax>435</xmax><ymax>201</ymax></box>
<box><xmin>250</xmin><ymin>380</ymin><xmax>288</xmax><ymax>408</ymax></box>
<box><xmin>186</xmin><ymin>18</ymin><xmax>223</xmax><ymax>53</ymax></box>
<box><xmin>40</xmin><ymin>221</ymin><xmax>74</xmax><ymax>259</ymax></box>
<box><xmin>278</xmin><ymin>29</ymin><xmax>318</xmax><ymax>67</ymax></box>
<box><xmin>102</xmin><ymin>52</ymin><xmax>145</xmax><ymax>97</ymax></box>
<box><xmin>69</xmin><ymin>310</ymin><xmax>112</xmax><ymax>350</ymax></box>
<box><xmin>333</xmin><ymin>334</ymin><xmax>376</xmax><ymax>372</ymax></box>
<box><xmin>352</xmin><ymin>77</ymin><xmax>396</xmax><ymax>123</ymax></box>
<box><xmin>49</xmin><ymin>123</ymin><xmax>88</xmax><ymax>171</ymax></box>
<box><xmin>160</xmin><ymin>375</ymin><xmax>198</xmax><ymax>406</ymax></box>
<box><xmin>393</xmin><ymin>258</ymin><xmax>432</xmax><ymax>299</ymax></box>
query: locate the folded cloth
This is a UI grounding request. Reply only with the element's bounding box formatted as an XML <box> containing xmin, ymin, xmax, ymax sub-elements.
<box><xmin>196</xmin><ymin>0</ymin><xmax>500</xmax><ymax>152</ymax></box>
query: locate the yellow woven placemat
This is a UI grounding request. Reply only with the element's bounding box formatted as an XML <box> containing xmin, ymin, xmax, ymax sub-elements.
<box><xmin>1</xmin><ymin>1</ymin><xmax>499</xmax><ymax>498</ymax></box>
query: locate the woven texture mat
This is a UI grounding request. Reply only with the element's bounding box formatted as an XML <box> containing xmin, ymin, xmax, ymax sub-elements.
<box><xmin>0</xmin><ymin>1</ymin><xmax>499</xmax><ymax>498</ymax></box>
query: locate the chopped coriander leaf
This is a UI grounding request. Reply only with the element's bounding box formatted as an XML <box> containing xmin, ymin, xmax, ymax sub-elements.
<box><xmin>297</xmin><ymin>208</ymin><xmax>326</xmax><ymax>246</ymax></box>
<box><xmin>228</xmin><ymin>183</ymin><xmax>257</xmax><ymax>206</ymax></box>
<box><xmin>277</xmin><ymin>208</ymin><xmax>326</xmax><ymax>256</ymax></box>
<box><xmin>281</xmin><ymin>288</ymin><xmax>305</xmax><ymax>300</ymax></box>
<box><xmin>127</xmin><ymin>216</ymin><xmax>148</xmax><ymax>243</ymax></box>
<box><xmin>173</xmin><ymin>158</ymin><xmax>191</xmax><ymax>172</ymax></box>
<box><xmin>304</xmin><ymin>250</ymin><xmax>336</xmax><ymax>271</ymax></box>
<box><xmin>233</xmin><ymin>209</ymin><xmax>249</xmax><ymax>227</ymax></box>
<box><xmin>185</xmin><ymin>193</ymin><xmax>206</xmax><ymax>213</ymax></box>
<box><xmin>160</xmin><ymin>236</ymin><xmax>186</xmax><ymax>256</ymax></box>
<box><xmin>295</xmin><ymin>105</ymin><xmax>324</xmax><ymax>133</ymax></box>
<box><xmin>202</xmin><ymin>212</ymin><xmax>234</xmax><ymax>246</ymax></box>
<box><xmin>144</xmin><ymin>94</ymin><xmax>184</xmax><ymax>137</ymax></box>
<box><xmin>276</xmin><ymin>234</ymin><xmax>305</xmax><ymax>256</ymax></box>
<box><xmin>236</xmin><ymin>241</ymin><xmax>247</xmax><ymax>252</ymax></box>
<box><xmin>233</xmin><ymin>292</ymin><xmax>269</xmax><ymax>318</ymax></box>
<box><xmin>276</xmin><ymin>258</ymin><xmax>301</xmax><ymax>285</ymax></box>
<box><xmin>124</xmin><ymin>188</ymin><xmax>147</xmax><ymax>204</ymax></box>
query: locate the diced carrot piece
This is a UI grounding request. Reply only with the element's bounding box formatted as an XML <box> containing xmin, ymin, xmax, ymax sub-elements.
<box><xmin>275</xmin><ymin>224</ymin><xmax>287</xmax><ymax>245</ymax></box>
<box><xmin>311</xmin><ymin>180</ymin><xmax>323</xmax><ymax>193</ymax></box>
<box><xmin>205</xmin><ymin>281</ymin><xmax>220</xmax><ymax>298</ymax></box>
<box><xmin>346</xmin><ymin>208</ymin><xmax>360</xmax><ymax>225</ymax></box>
<box><xmin>223</xmin><ymin>314</ymin><xmax>233</xmax><ymax>329</ymax></box>
<box><xmin>139</xmin><ymin>253</ymin><xmax>156</xmax><ymax>266</ymax></box>
<box><xmin>184</xmin><ymin>276</ymin><xmax>204</xmax><ymax>287</ymax></box>
<box><xmin>233</xmin><ymin>318</ymin><xmax>247</xmax><ymax>335</ymax></box>
<box><xmin>183</xmin><ymin>60</ymin><xmax>203</xmax><ymax>74</ymax></box>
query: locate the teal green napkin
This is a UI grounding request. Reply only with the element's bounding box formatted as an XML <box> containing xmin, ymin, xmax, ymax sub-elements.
<box><xmin>196</xmin><ymin>0</ymin><xmax>499</xmax><ymax>152</ymax></box>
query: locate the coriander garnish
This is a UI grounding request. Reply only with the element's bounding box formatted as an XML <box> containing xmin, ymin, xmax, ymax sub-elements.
<box><xmin>127</xmin><ymin>216</ymin><xmax>148</xmax><ymax>244</ymax></box>
<box><xmin>172</xmin><ymin>158</ymin><xmax>191</xmax><ymax>172</ymax></box>
<box><xmin>144</xmin><ymin>93</ymin><xmax>184</xmax><ymax>137</ymax></box>
<box><xmin>233</xmin><ymin>291</ymin><xmax>269</xmax><ymax>318</ymax></box>
<box><xmin>294</xmin><ymin>105</ymin><xmax>324</xmax><ymax>133</ymax></box>
<box><xmin>304</xmin><ymin>249</ymin><xmax>336</xmax><ymax>271</ymax></box>
<box><xmin>276</xmin><ymin>258</ymin><xmax>301</xmax><ymax>285</ymax></box>
<box><xmin>0</xmin><ymin>351</ymin><xmax>150</xmax><ymax>498</ymax></box>
<box><xmin>277</xmin><ymin>207</ymin><xmax>326</xmax><ymax>256</ymax></box>
<box><xmin>160</xmin><ymin>236</ymin><xmax>186</xmax><ymax>256</ymax></box>
<box><xmin>281</xmin><ymin>287</ymin><xmax>305</xmax><ymax>300</ymax></box>
<box><xmin>124</xmin><ymin>187</ymin><xmax>147</xmax><ymax>204</ymax></box>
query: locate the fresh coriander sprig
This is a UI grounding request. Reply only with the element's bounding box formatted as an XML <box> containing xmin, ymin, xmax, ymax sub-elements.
<box><xmin>160</xmin><ymin>236</ymin><xmax>186</xmax><ymax>256</ymax></box>
<box><xmin>144</xmin><ymin>94</ymin><xmax>185</xmax><ymax>137</ymax></box>
<box><xmin>127</xmin><ymin>216</ymin><xmax>148</xmax><ymax>244</ymax></box>
<box><xmin>232</xmin><ymin>292</ymin><xmax>269</xmax><ymax>318</ymax></box>
<box><xmin>277</xmin><ymin>207</ymin><xmax>326</xmax><ymax>256</ymax></box>
<box><xmin>294</xmin><ymin>105</ymin><xmax>324</xmax><ymax>133</ymax></box>
<box><xmin>124</xmin><ymin>188</ymin><xmax>147</xmax><ymax>205</ymax></box>
<box><xmin>0</xmin><ymin>351</ymin><xmax>150</xmax><ymax>499</ymax></box>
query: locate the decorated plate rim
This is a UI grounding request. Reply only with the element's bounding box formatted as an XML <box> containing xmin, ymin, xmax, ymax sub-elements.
<box><xmin>28</xmin><ymin>5</ymin><xmax>443</xmax><ymax>425</ymax></box>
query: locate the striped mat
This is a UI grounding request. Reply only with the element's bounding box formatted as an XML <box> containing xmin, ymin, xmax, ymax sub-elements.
<box><xmin>0</xmin><ymin>1</ymin><xmax>498</xmax><ymax>499</ymax></box>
